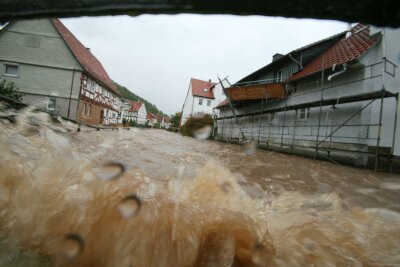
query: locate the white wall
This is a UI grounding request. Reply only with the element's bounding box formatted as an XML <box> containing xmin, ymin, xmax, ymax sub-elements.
<box><xmin>137</xmin><ymin>104</ymin><xmax>147</xmax><ymax>125</ymax></box>
<box><xmin>216</xmin><ymin>28</ymin><xmax>400</xmax><ymax>161</ymax></box>
<box><xmin>181</xmin><ymin>81</ymin><xmax>227</xmax><ymax>125</ymax></box>
<box><xmin>181</xmin><ymin>82</ymin><xmax>194</xmax><ymax>126</ymax></box>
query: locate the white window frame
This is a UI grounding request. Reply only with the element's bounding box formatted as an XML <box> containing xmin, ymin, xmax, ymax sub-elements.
<box><xmin>276</xmin><ymin>69</ymin><xmax>283</xmax><ymax>82</ymax></box>
<box><xmin>82</xmin><ymin>103</ymin><xmax>86</xmax><ymax>115</ymax></box>
<box><xmin>46</xmin><ymin>97</ymin><xmax>56</xmax><ymax>111</ymax></box>
<box><xmin>198</xmin><ymin>98</ymin><xmax>203</xmax><ymax>105</ymax></box>
<box><xmin>3</xmin><ymin>63</ymin><xmax>19</xmax><ymax>77</ymax></box>
<box><xmin>207</xmin><ymin>99</ymin><xmax>212</xmax><ymax>106</ymax></box>
<box><xmin>86</xmin><ymin>104</ymin><xmax>91</xmax><ymax>116</ymax></box>
<box><xmin>299</xmin><ymin>107</ymin><xmax>311</xmax><ymax>120</ymax></box>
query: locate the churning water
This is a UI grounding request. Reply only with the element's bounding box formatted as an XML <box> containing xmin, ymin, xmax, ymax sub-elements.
<box><xmin>1</xmin><ymin>107</ymin><xmax>400</xmax><ymax>267</ymax></box>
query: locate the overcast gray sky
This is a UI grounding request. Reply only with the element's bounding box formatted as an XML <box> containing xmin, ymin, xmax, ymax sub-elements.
<box><xmin>61</xmin><ymin>15</ymin><xmax>347</xmax><ymax>115</ymax></box>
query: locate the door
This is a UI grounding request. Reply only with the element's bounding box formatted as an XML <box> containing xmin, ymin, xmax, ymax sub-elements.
<box><xmin>100</xmin><ymin>110</ymin><xmax>104</xmax><ymax>125</ymax></box>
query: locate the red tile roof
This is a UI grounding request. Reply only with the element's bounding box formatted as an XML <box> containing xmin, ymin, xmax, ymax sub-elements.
<box><xmin>191</xmin><ymin>78</ymin><xmax>216</xmax><ymax>99</ymax></box>
<box><xmin>128</xmin><ymin>100</ymin><xmax>143</xmax><ymax>112</ymax></box>
<box><xmin>289</xmin><ymin>24</ymin><xmax>379</xmax><ymax>82</ymax></box>
<box><xmin>52</xmin><ymin>19</ymin><xmax>120</xmax><ymax>96</ymax></box>
<box><xmin>147</xmin><ymin>112</ymin><xmax>157</xmax><ymax>120</ymax></box>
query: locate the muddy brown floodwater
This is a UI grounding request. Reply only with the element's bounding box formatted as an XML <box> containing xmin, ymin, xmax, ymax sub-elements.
<box><xmin>1</xmin><ymin>108</ymin><xmax>400</xmax><ymax>267</ymax></box>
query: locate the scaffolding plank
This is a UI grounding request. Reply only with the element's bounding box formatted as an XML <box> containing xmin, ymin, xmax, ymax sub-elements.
<box><xmin>217</xmin><ymin>90</ymin><xmax>398</xmax><ymax>120</ymax></box>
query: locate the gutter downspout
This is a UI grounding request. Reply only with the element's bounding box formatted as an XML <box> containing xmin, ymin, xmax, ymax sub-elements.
<box><xmin>327</xmin><ymin>63</ymin><xmax>348</xmax><ymax>81</ymax></box>
<box><xmin>67</xmin><ymin>69</ymin><xmax>76</xmax><ymax>119</ymax></box>
<box><xmin>288</xmin><ymin>53</ymin><xmax>303</xmax><ymax>69</ymax></box>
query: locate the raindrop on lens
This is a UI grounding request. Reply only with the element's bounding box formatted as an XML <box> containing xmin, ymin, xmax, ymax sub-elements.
<box><xmin>62</xmin><ymin>233</ymin><xmax>84</xmax><ymax>259</ymax></box>
<box><xmin>251</xmin><ymin>243</ymin><xmax>268</xmax><ymax>266</ymax></box>
<box><xmin>95</xmin><ymin>161</ymin><xmax>126</xmax><ymax>180</ymax></box>
<box><xmin>118</xmin><ymin>194</ymin><xmax>142</xmax><ymax>219</ymax></box>
<box><xmin>221</xmin><ymin>181</ymin><xmax>232</xmax><ymax>193</ymax></box>
<box><xmin>193</xmin><ymin>125</ymin><xmax>212</xmax><ymax>140</ymax></box>
<box><xmin>242</xmin><ymin>142</ymin><xmax>257</xmax><ymax>156</ymax></box>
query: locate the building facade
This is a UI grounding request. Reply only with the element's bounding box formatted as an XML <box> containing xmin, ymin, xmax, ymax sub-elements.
<box><xmin>215</xmin><ymin>24</ymin><xmax>400</xmax><ymax>169</ymax></box>
<box><xmin>123</xmin><ymin>100</ymin><xmax>147</xmax><ymax>125</ymax></box>
<box><xmin>180</xmin><ymin>78</ymin><xmax>226</xmax><ymax>126</ymax></box>
<box><xmin>0</xmin><ymin>19</ymin><xmax>123</xmax><ymax>126</ymax></box>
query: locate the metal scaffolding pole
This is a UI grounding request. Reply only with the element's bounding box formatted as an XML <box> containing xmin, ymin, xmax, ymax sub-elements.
<box><xmin>374</xmin><ymin>90</ymin><xmax>385</xmax><ymax>171</ymax></box>
<box><xmin>221</xmin><ymin>117</ymin><xmax>225</xmax><ymax>138</ymax></box>
<box><xmin>315</xmin><ymin>55</ymin><xmax>325</xmax><ymax>159</ymax></box>
<box><xmin>257</xmin><ymin>97</ymin><xmax>264</xmax><ymax>143</ymax></box>
<box><xmin>390</xmin><ymin>93</ymin><xmax>399</xmax><ymax>172</ymax></box>
<box><xmin>218</xmin><ymin>77</ymin><xmax>245</xmax><ymax>140</ymax></box>
<box><xmin>280</xmin><ymin>95</ymin><xmax>289</xmax><ymax>147</ymax></box>
<box><xmin>291</xmin><ymin>109</ymin><xmax>298</xmax><ymax>153</ymax></box>
<box><xmin>317</xmin><ymin>98</ymin><xmax>376</xmax><ymax>146</ymax></box>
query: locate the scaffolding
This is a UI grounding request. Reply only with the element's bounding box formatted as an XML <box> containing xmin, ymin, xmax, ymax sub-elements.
<box><xmin>215</xmin><ymin>59</ymin><xmax>399</xmax><ymax>171</ymax></box>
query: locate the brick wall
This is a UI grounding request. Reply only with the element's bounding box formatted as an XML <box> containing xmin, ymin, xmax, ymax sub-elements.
<box><xmin>77</xmin><ymin>99</ymin><xmax>103</xmax><ymax>125</ymax></box>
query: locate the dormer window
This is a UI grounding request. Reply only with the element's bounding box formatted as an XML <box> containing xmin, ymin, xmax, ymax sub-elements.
<box><xmin>203</xmin><ymin>88</ymin><xmax>209</xmax><ymax>92</ymax></box>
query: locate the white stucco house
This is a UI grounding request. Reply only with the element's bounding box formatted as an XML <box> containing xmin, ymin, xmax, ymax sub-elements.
<box><xmin>216</xmin><ymin>24</ymin><xmax>400</xmax><ymax>170</ymax></box>
<box><xmin>180</xmin><ymin>78</ymin><xmax>226</xmax><ymax>126</ymax></box>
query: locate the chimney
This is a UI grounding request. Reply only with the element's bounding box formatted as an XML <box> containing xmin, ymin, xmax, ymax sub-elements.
<box><xmin>346</xmin><ymin>23</ymin><xmax>352</xmax><ymax>37</ymax></box>
<box><xmin>272</xmin><ymin>53</ymin><xmax>284</xmax><ymax>62</ymax></box>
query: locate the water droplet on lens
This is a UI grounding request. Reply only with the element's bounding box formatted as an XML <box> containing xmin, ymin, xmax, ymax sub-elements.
<box><xmin>95</xmin><ymin>161</ymin><xmax>125</xmax><ymax>180</ymax></box>
<box><xmin>62</xmin><ymin>233</ymin><xmax>84</xmax><ymax>259</ymax></box>
<box><xmin>220</xmin><ymin>181</ymin><xmax>232</xmax><ymax>193</ymax></box>
<box><xmin>303</xmin><ymin>239</ymin><xmax>316</xmax><ymax>252</ymax></box>
<box><xmin>242</xmin><ymin>142</ymin><xmax>257</xmax><ymax>156</ymax></box>
<box><xmin>193</xmin><ymin>125</ymin><xmax>212</xmax><ymax>140</ymax></box>
<box><xmin>251</xmin><ymin>243</ymin><xmax>269</xmax><ymax>266</ymax></box>
<box><xmin>118</xmin><ymin>194</ymin><xmax>142</xmax><ymax>219</ymax></box>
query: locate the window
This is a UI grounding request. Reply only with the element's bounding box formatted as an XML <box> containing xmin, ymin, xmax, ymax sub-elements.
<box><xmin>47</xmin><ymin>98</ymin><xmax>56</xmax><ymax>111</ymax></box>
<box><xmin>207</xmin><ymin>99</ymin><xmax>212</xmax><ymax>106</ymax></box>
<box><xmin>299</xmin><ymin>108</ymin><xmax>311</xmax><ymax>120</ymax></box>
<box><xmin>198</xmin><ymin>98</ymin><xmax>203</xmax><ymax>105</ymax></box>
<box><xmin>276</xmin><ymin>69</ymin><xmax>283</xmax><ymax>82</ymax></box>
<box><xmin>4</xmin><ymin>64</ymin><xmax>19</xmax><ymax>77</ymax></box>
<box><xmin>203</xmin><ymin>88</ymin><xmax>209</xmax><ymax>92</ymax></box>
<box><xmin>86</xmin><ymin>104</ymin><xmax>91</xmax><ymax>116</ymax></box>
<box><xmin>82</xmin><ymin>103</ymin><xmax>86</xmax><ymax>115</ymax></box>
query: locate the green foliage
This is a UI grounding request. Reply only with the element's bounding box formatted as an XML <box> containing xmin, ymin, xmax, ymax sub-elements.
<box><xmin>0</xmin><ymin>79</ymin><xmax>23</xmax><ymax>102</ymax></box>
<box><xmin>170</xmin><ymin>112</ymin><xmax>181</xmax><ymax>128</ymax></box>
<box><xmin>180</xmin><ymin>114</ymin><xmax>213</xmax><ymax>138</ymax></box>
<box><xmin>154</xmin><ymin>122</ymin><xmax>161</xmax><ymax>129</ymax></box>
<box><xmin>128</xmin><ymin>120</ymin><xmax>137</xmax><ymax>127</ymax></box>
<box><xmin>113</xmin><ymin>81</ymin><xmax>165</xmax><ymax>116</ymax></box>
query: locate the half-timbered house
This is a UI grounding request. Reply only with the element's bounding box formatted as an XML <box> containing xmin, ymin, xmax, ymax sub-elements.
<box><xmin>0</xmin><ymin>18</ymin><xmax>123</xmax><ymax>126</ymax></box>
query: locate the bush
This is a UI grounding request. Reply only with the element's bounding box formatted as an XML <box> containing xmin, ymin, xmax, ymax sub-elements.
<box><xmin>180</xmin><ymin>114</ymin><xmax>214</xmax><ymax>138</ymax></box>
<box><xmin>0</xmin><ymin>79</ymin><xmax>23</xmax><ymax>102</ymax></box>
<box><xmin>128</xmin><ymin>120</ymin><xmax>137</xmax><ymax>127</ymax></box>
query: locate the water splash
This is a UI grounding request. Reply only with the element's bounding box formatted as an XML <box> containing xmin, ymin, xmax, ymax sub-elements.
<box><xmin>1</xmin><ymin>108</ymin><xmax>400</xmax><ymax>267</ymax></box>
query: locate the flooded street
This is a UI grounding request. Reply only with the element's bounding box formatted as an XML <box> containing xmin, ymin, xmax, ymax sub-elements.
<box><xmin>1</xmin><ymin>110</ymin><xmax>400</xmax><ymax>266</ymax></box>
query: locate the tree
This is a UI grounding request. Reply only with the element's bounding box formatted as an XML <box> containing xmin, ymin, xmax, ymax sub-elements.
<box><xmin>171</xmin><ymin>112</ymin><xmax>181</xmax><ymax>128</ymax></box>
<box><xmin>0</xmin><ymin>79</ymin><xmax>23</xmax><ymax>102</ymax></box>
